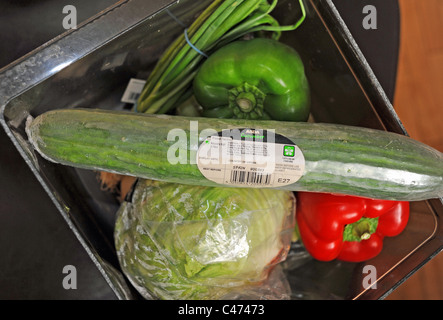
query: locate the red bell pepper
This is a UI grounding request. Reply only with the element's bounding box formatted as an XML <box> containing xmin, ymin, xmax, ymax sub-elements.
<box><xmin>295</xmin><ymin>192</ymin><xmax>410</xmax><ymax>262</ymax></box>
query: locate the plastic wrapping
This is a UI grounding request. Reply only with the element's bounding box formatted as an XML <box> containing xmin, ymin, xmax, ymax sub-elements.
<box><xmin>114</xmin><ymin>179</ymin><xmax>295</xmax><ymax>300</ymax></box>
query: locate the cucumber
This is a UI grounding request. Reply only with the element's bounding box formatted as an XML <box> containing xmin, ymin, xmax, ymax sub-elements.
<box><xmin>26</xmin><ymin>108</ymin><xmax>443</xmax><ymax>201</ymax></box>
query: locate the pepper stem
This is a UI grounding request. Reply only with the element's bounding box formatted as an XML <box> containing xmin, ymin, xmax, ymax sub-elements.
<box><xmin>236</xmin><ymin>92</ymin><xmax>256</xmax><ymax>112</ymax></box>
<box><xmin>353</xmin><ymin>221</ymin><xmax>372</xmax><ymax>240</ymax></box>
<box><xmin>343</xmin><ymin>217</ymin><xmax>379</xmax><ymax>242</ymax></box>
<box><xmin>228</xmin><ymin>83</ymin><xmax>266</xmax><ymax>119</ymax></box>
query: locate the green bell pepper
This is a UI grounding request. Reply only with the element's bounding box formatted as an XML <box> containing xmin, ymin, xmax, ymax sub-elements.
<box><xmin>192</xmin><ymin>37</ymin><xmax>310</xmax><ymax>121</ymax></box>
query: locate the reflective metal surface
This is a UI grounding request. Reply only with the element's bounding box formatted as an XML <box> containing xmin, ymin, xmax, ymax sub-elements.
<box><xmin>0</xmin><ymin>0</ymin><xmax>441</xmax><ymax>299</ymax></box>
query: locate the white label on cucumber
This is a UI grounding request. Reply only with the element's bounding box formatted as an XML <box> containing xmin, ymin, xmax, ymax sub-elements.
<box><xmin>196</xmin><ymin>129</ymin><xmax>305</xmax><ymax>188</ymax></box>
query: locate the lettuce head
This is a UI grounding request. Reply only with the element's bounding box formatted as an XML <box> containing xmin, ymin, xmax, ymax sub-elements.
<box><xmin>114</xmin><ymin>179</ymin><xmax>295</xmax><ymax>300</ymax></box>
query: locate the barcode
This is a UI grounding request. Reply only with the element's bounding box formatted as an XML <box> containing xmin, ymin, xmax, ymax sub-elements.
<box><xmin>230</xmin><ymin>170</ymin><xmax>272</xmax><ymax>185</ymax></box>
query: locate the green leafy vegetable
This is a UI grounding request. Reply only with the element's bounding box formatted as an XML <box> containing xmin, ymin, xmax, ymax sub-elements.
<box><xmin>114</xmin><ymin>179</ymin><xmax>295</xmax><ymax>300</ymax></box>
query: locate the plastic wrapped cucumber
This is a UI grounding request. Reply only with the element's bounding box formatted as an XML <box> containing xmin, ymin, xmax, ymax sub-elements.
<box><xmin>26</xmin><ymin>108</ymin><xmax>443</xmax><ymax>201</ymax></box>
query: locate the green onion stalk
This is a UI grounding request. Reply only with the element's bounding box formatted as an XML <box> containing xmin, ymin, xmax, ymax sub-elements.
<box><xmin>136</xmin><ymin>0</ymin><xmax>306</xmax><ymax>114</ymax></box>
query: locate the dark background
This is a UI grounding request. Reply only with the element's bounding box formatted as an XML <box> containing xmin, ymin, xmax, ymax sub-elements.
<box><xmin>0</xmin><ymin>0</ymin><xmax>400</xmax><ymax>299</ymax></box>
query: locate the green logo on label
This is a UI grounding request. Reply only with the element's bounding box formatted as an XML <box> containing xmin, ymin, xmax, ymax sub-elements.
<box><xmin>283</xmin><ymin>145</ymin><xmax>295</xmax><ymax>157</ymax></box>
